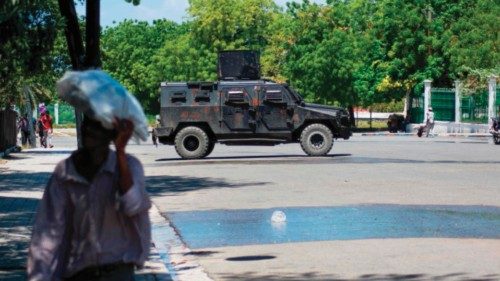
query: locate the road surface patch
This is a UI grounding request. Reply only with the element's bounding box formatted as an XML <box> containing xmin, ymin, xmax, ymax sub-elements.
<box><xmin>166</xmin><ymin>204</ymin><xmax>500</xmax><ymax>249</ymax></box>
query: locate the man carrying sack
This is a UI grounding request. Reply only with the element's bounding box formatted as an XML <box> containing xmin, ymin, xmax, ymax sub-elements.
<box><xmin>27</xmin><ymin>71</ymin><xmax>151</xmax><ymax>281</ymax></box>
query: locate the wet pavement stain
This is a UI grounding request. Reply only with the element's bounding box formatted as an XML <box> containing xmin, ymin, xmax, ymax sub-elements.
<box><xmin>166</xmin><ymin>205</ymin><xmax>500</xmax><ymax>249</ymax></box>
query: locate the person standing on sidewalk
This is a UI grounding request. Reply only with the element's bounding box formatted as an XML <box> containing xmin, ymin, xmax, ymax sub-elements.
<box><xmin>37</xmin><ymin>113</ymin><xmax>46</xmax><ymax>148</ymax></box>
<box><xmin>27</xmin><ymin>114</ymin><xmax>151</xmax><ymax>281</ymax></box>
<box><xmin>18</xmin><ymin>113</ymin><xmax>31</xmax><ymax>147</ymax></box>
<box><xmin>425</xmin><ymin>107</ymin><xmax>435</xmax><ymax>137</ymax></box>
<box><xmin>40</xmin><ymin>110</ymin><xmax>54</xmax><ymax>148</ymax></box>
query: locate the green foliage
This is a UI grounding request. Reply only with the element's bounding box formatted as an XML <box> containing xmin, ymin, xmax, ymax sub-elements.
<box><xmin>368</xmin><ymin>100</ymin><xmax>405</xmax><ymax>113</ymax></box>
<box><xmin>0</xmin><ymin>0</ymin><xmax>61</xmax><ymax>107</ymax></box>
<box><xmin>445</xmin><ymin>0</ymin><xmax>499</xmax><ymax>76</ymax></box>
<box><xmin>443</xmin><ymin>0</ymin><xmax>500</xmax><ymax>92</ymax></box>
<box><xmin>2</xmin><ymin>0</ymin><xmax>498</xmax><ymax>114</ymax></box>
<box><xmin>101</xmin><ymin>19</ymin><xmax>182</xmax><ymax>113</ymax></box>
<box><xmin>355</xmin><ymin>119</ymin><xmax>388</xmax><ymax>130</ymax></box>
<box><xmin>280</xmin><ymin>2</ymin><xmax>359</xmax><ymax>105</ymax></box>
<box><xmin>188</xmin><ymin>0</ymin><xmax>277</xmax><ymax>51</ymax></box>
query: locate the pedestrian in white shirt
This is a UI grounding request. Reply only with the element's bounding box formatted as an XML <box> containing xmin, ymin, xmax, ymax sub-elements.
<box><xmin>27</xmin><ymin>115</ymin><xmax>151</xmax><ymax>281</ymax></box>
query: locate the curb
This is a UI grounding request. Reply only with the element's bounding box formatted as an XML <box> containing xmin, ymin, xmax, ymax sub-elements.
<box><xmin>149</xmin><ymin>204</ymin><xmax>213</xmax><ymax>281</ymax></box>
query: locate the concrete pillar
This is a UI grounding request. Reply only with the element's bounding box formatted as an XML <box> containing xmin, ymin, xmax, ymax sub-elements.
<box><xmin>54</xmin><ymin>103</ymin><xmax>59</xmax><ymax>125</ymax></box>
<box><xmin>488</xmin><ymin>76</ymin><xmax>497</xmax><ymax>126</ymax></box>
<box><xmin>424</xmin><ymin>80</ymin><xmax>432</xmax><ymax>123</ymax></box>
<box><xmin>454</xmin><ymin>80</ymin><xmax>461</xmax><ymax>123</ymax></box>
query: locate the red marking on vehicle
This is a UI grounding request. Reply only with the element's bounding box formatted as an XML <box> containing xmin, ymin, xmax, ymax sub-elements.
<box><xmin>190</xmin><ymin>112</ymin><xmax>202</xmax><ymax>120</ymax></box>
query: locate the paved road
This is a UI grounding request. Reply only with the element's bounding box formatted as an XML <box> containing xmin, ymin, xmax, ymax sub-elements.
<box><xmin>141</xmin><ymin>135</ymin><xmax>500</xmax><ymax>281</ymax></box>
<box><xmin>3</xmin><ymin>134</ymin><xmax>500</xmax><ymax>280</ymax></box>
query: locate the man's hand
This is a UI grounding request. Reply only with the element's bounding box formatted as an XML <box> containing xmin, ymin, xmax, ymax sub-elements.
<box><xmin>113</xmin><ymin>119</ymin><xmax>135</xmax><ymax>194</ymax></box>
<box><xmin>113</xmin><ymin>119</ymin><xmax>134</xmax><ymax>153</ymax></box>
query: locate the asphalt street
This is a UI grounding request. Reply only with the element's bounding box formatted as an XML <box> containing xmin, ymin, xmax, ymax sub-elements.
<box><xmin>3</xmin><ymin>134</ymin><xmax>500</xmax><ymax>281</ymax></box>
<box><xmin>141</xmin><ymin>135</ymin><xmax>500</xmax><ymax>281</ymax></box>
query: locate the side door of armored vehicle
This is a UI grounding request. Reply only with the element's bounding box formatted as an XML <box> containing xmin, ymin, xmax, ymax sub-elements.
<box><xmin>258</xmin><ymin>85</ymin><xmax>294</xmax><ymax>134</ymax></box>
<box><xmin>219</xmin><ymin>86</ymin><xmax>256</xmax><ymax>132</ymax></box>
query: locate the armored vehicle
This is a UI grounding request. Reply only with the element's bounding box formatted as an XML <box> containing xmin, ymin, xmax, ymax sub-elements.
<box><xmin>155</xmin><ymin>51</ymin><xmax>351</xmax><ymax>159</ymax></box>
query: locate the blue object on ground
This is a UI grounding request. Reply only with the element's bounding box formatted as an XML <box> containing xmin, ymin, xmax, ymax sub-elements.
<box><xmin>167</xmin><ymin>204</ymin><xmax>500</xmax><ymax>249</ymax></box>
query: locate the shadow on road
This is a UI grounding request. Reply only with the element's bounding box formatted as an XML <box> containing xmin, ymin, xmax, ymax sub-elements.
<box><xmin>150</xmin><ymin>153</ymin><xmax>500</xmax><ymax>166</ymax></box>
<box><xmin>156</xmin><ymin>153</ymin><xmax>352</xmax><ymax>162</ymax></box>
<box><xmin>0</xmin><ymin>170</ymin><xmax>51</xmax><ymax>193</ymax></box>
<box><xmin>152</xmin><ymin>154</ymin><xmax>352</xmax><ymax>166</ymax></box>
<box><xmin>0</xmin><ymin>196</ymin><xmax>39</xmax><ymax>280</ymax></box>
<box><xmin>147</xmin><ymin>175</ymin><xmax>270</xmax><ymax>195</ymax></box>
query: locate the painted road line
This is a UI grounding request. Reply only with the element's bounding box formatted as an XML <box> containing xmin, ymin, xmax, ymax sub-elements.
<box><xmin>167</xmin><ymin>204</ymin><xmax>500</xmax><ymax>249</ymax></box>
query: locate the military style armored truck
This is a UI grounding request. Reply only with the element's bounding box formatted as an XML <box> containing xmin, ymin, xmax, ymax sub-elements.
<box><xmin>155</xmin><ymin>51</ymin><xmax>351</xmax><ymax>159</ymax></box>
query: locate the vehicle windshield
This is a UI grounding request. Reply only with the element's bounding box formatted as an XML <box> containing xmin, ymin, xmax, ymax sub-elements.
<box><xmin>284</xmin><ymin>85</ymin><xmax>304</xmax><ymax>104</ymax></box>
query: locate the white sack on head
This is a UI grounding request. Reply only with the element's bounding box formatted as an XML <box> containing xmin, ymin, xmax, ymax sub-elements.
<box><xmin>56</xmin><ymin>70</ymin><xmax>149</xmax><ymax>141</ymax></box>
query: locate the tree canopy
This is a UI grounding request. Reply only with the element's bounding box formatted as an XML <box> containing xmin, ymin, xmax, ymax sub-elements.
<box><xmin>0</xmin><ymin>0</ymin><xmax>61</xmax><ymax>107</ymax></box>
<box><xmin>1</xmin><ymin>0</ymin><xmax>499</xmax><ymax>112</ymax></box>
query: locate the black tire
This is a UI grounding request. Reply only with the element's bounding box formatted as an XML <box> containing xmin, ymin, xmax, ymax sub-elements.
<box><xmin>205</xmin><ymin>141</ymin><xmax>216</xmax><ymax>157</ymax></box>
<box><xmin>174</xmin><ymin>126</ymin><xmax>210</xmax><ymax>159</ymax></box>
<box><xmin>300</xmin><ymin>123</ymin><xmax>334</xmax><ymax>156</ymax></box>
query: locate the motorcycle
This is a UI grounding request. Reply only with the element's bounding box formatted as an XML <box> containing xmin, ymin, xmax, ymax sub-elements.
<box><xmin>491</xmin><ymin>118</ymin><xmax>500</xmax><ymax>145</ymax></box>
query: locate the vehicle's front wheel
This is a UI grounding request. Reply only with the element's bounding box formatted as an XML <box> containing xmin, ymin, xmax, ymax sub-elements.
<box><xmin>174</xmin><ymin>126</ymin><xmax>210</xmax><ymax>159</ymax></box>
<box><xmin>300</xmin><ymin>123</ymin><xmax>334</xmax><ymax>156</ymax></box>
<box><xmin>494</xmin><ymin>134</ymin><xmax>500</xmax><ymax>145</ymax></box>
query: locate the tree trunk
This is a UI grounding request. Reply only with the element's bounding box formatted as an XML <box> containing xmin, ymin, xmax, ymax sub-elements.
<box><xmin>23</xmin><ymin>85</ymin><xmax>37</xmax><ymax>148</ymax></box>
<box><xmin>85</xmin><ymin>0</ymin><xmax>101</xmax><ymax>69</ymax></box>
<box><xmin>58</xmin><ymin>0</ymin><xmax>101</xmax><ymax>149</ymax></box>
<box><xmin>369</xmin><ymin>108</ymin><xmax>372</xmax><ymax>129</ymax></box>
<box><xmin>58</xmin><ymin>0</ymin><xmax>84</xmax><ymax>70</ymax></box>
<box><xmin>348</xmin><ymin>105</ymin><xmax>355</xmax><ymax>127</ymax></box>
<box><xmin>59</xmin><ymin>0</ymin><xmax>85</xmax><ymax>148</ymax></box>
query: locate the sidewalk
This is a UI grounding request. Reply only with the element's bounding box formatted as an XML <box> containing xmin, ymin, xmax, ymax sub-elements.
<box><xmin>0</xmin><ymin>149</ymin><xmax>172</xmax><ymax>281</ymax></box>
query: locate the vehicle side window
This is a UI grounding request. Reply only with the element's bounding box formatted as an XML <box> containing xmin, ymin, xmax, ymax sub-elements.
<box><xmin>224</xmin><ymin>87</ymin><xmax>250</xmax><ymax>104</ymax></box>
<box><xmin>262</xmin><ymin>86</ymin><xmax>289</xmax><ymax>104</ymax></box>
<box><xmin>170</xmin><ymin>91</ymin><xmax>187</xmax><ymax>104</ymax></box>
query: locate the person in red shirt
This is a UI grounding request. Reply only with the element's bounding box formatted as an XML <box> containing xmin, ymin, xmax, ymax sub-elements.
<box><xmin>40</xmin><ymin>110</ymin><xmax>54</xmax><ymax>148</ymax></box>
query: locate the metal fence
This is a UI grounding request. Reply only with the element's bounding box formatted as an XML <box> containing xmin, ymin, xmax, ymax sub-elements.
<box><xmin>0</xmin><ymin>109</ymin><xmax>18</xmax><ymax>152</ymax></box>
<box><xmin>461</xmin><ymin>91</ymin><xmax>488</xmax><ymax>124</ymax></box>
<box><xmin>410</xmin><ymin>95</ymin><xmax>424</xmax><ymax>123</ymax></box>
<box><xmin>431</xmin><ymin>88</ymin><xmax>455</xmax><ymax>122</ymax></box>
<box><xmin>496</xmin><ymin>87</ymin><xmax>500</xmax><ymax>108</ymax></box>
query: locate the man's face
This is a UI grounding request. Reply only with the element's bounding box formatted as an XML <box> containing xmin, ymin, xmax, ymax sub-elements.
<box><xmin>81</xmin><ymin>118</ymin><xmax>115</xmax><ymax>149</ymax></box>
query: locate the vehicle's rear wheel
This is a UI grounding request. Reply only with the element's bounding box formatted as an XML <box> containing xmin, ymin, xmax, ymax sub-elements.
<box><xmin>174</xmin><ymin>126</ymin><xmax>210</xmax><ymax>159</ymax></box>
<box><xmin>300</xmin><ymin>123</ymin><xmax>334</xmax><ymax>156</ymax></box>
<box><xmin>204</xmin><ymin>141</ymin><xmax>216</xmax><ymax>157</ymax></box>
